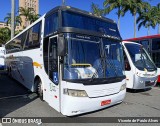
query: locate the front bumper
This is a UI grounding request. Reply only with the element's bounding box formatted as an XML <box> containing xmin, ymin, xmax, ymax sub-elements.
<box><xmin>61</xmin><ymin>89</ymin><xmax>126</xmax><ymax>116</ymax></box>
<box><xmin>133</xmin><ymin>75</ymin><xmax>158</xmax><ymax>89</ymax></box>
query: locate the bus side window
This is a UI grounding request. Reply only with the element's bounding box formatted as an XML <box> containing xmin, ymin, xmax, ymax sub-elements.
<box><xmin>124</xmin><ymin>51</ymin><xmax>131</xmax><ymax>71</ymax></box>
<box><xmin>24</xmin><ymin>22</ymin><xmax>42</xmax><ymax>50</ymax></box>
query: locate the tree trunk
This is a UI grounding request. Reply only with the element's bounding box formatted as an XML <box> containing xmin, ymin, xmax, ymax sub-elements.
<box><xmin>11</xmin><ymin>0</ymin><xmax>15</xmax><ymax>38</ymax></box>
<box><xmin>134</xmin><ymin>13</ymin><xmax>136</xmax><ymax>38</ymax></box>
<box><xmin>147</xmin><ymin>26</ymin><xmax>150</xmax><ymax>36</ymax></box>
<box><xmin>118</xmin><ymin>16</ymin><xmax>120</xmax><ymax>31</ymax></box>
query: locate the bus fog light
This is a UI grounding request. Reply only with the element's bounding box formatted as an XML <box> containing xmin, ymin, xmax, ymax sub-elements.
<box><xmin>120</xmin><ymin>83</ymin><xmax>126</xmax><ymax>91</ymax></box>
<box><xmin>64</xmin><ymin>89</ymin><xmax>88</xmax><ymax>97</ymax></box>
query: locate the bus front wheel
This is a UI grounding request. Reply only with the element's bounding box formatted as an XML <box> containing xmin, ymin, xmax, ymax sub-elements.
<box><xmin>35</xmin><ymin>78</ymin><xmax>43</xmax><ymax>101</ymax></box>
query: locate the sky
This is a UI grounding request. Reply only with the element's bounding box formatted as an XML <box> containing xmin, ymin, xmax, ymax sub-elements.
<box><xmin>0</xmin><ymin>0</ymin><xmax>159</xmax><ymax>39</ymax></box>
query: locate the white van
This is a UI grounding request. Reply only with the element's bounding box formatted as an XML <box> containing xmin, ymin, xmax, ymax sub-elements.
<box><xmin>122</xmin><ymin>41</ymin><xmax>157</xmax><ymax>89</ymax></box>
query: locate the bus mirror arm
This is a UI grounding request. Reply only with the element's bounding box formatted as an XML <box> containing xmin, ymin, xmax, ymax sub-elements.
<box><xmin>58</xmin><ymin>36</ymin><xmax>66</xmax><ymax>57</ymax></box>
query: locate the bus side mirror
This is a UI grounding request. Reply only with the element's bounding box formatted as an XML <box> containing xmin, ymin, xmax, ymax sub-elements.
<box><xmin>58</xmin><ymin>35</ymin><xmax>66</xmax><ymax>56</ymax></box>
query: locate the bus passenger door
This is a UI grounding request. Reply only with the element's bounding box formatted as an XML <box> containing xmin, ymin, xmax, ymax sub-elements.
<box><xmin>48</xmin><ymin>36</ymin><xmax>60</xmax><ymax>112</ymax></box>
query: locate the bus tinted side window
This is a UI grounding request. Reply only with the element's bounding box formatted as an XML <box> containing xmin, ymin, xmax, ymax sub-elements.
<box><xmin>140</xmin><ymin>40</ymin><xmax>149</xmax><ymax>52</ymax></box>
<box><xmin>31</xmin><ymin>22</ymin><xmax>41</xmax><ymax>48</ymax></box>
<box><xmin>13</xmin><ymin>35</ymin><xmax>22</xmax><ymax>52</ymax></box>
<box><xmin>152</xmin><ymin>38</ymin><xmax>160</xmax><ymax>50</ymax></box>
<box><xmin>6</xmin><ymin>35</ymin><xmax>22</xmax><ymax>53</ymax></box>
<box><xmin>22</xmin><ymin>31</ymin><xmax>29</xmax><ymax>49</ymax></box>
<box><xmin>44</xmin><ymin>13</ymin><xmax>58</xmax><ymax>37</ymax></box>
<box><xmin>24</xmin><ymin>22</ymin><xmax>42</xmax><ymax>50</ymax></box>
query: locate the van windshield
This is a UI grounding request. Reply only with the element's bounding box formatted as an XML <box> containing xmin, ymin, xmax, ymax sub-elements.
<box><xmin>125</xmin><ymin>43</ymin><xmax>156</xmax><ymax>71</ymax></box>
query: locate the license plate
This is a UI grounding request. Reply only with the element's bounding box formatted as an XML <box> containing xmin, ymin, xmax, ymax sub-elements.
<box><xmin>101</xmin><ymin>100</ymin><xmax>111</xmax><ymax>106</ymax></box>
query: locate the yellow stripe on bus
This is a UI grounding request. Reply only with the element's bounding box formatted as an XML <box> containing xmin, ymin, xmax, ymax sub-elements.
<box><xmin>33</xmin><ymin>62</ymin><xmax>42</xmax><ymax>69</ymax></box>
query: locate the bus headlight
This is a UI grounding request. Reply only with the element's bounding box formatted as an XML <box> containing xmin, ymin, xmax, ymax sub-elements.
<box><xmin>120</xmin><ymin>83</ymin><xmax>126</xmax><ymax>91</ymax></box>
<box><xmin>64</xmin><ymin>89</ymin><xmax>88</xmax><ymax>97</ymax></box>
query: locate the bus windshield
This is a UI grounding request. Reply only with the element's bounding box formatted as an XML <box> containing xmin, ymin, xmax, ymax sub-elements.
<box><xmin>124</xmin><ymin>43</ymin><xmax>156</xmax><ymax>71</ymax></box>
<box><xmin>103</xmin><ymin>38</ymin><xmax>124</xmax><ymax>77</ymax></box>
<box><xmin>63</xmin><ymin>34</ymin><xmax>125</xmax><ymax>81</ymax></box>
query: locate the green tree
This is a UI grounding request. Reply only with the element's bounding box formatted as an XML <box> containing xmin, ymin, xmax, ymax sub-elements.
<box><xmin>0</xmin><ymin>27</ymin><xmax>11</xmax><ymax>45</ymax></box>
<box><xmin>91</xmin><ymin>3</ymin><xmax>104</xmax><ymax>16</ymax></box>
<box><xmin>19</xmin><ymin>7</ymin><xmax>35</xmax><ymax>27</ymax></box>
<box><xmin>29</xmin><ymin>14</ymin><xmax>41</xmax><ymax>23</ymax></box>
<box><xmin>4</xmin><ymin>13</ymin><xmax>22</xmax><ymax>26</ymax></box>
<box><xmin>156</xmin><ymin>3</ymin><xmax>160</xmax><ymax>34</ymax></box>
<box><xmin>124</xmin><ymin>0</ymin><xmax>147</xmax><ymax>38</ymax></box>
<box><xmin>103</xmin><ymin>0</ymin><xmax>128</xmax><ymax>30</ymax></box>
<box><xmin>137</xmin><ymin>4</ymin><xmax>158</xmax><ymax>35</ymax></box>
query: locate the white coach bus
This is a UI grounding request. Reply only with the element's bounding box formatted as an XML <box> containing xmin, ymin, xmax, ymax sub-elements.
<box><xmin>5</xmin><ymin>6</ymin><xmax>126</xmax><ymax>116</ymax></box>
<box><xmin>123</xmin><ymin>41</ymin><xmax>157</xmax><ymax>89</ymax></box>
<box><xmin>0</xmin><ymin>47</ymin><xmax>5</xmax><ymax>70</ymax></box>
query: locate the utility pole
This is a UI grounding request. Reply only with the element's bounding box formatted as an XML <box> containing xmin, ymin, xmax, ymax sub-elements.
<box><xmin>62</xmin><ymin>0</ymin><xmax>65</xmax><ymax>6</ymax></box>
<box><xmin>11</xmin><ymin>0</ymin><xmax>15</xmax><ymax>38</ymax></box>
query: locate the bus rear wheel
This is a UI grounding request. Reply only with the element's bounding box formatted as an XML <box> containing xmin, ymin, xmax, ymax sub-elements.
<box><xmin>35</xmin><ymin>79</ymin><xmax>43</xmax><ymax>101</ymax></box>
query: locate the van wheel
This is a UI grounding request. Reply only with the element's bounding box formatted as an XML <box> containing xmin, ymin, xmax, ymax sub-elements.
<box><xmin>35</xmin><ymin>79</ymin><xmax>44</xmax><ymax>101</ymax></box>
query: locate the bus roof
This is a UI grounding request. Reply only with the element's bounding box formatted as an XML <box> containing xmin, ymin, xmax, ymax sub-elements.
<box><xmin>46</xmin><ymin>6</ymin><xmax>115</xmax><ymax>24</ymax></box>
<box><xmin>124</xmin><ymin>34</ymin><xmax>160</xmax><ymax>41</ymax></box>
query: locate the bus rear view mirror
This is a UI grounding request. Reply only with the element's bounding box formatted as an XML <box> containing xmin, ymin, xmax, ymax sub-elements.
<box><xmin>58</xmin><ymin>35</ymin><xmax>66</xmax><ymax>56</ymax></box>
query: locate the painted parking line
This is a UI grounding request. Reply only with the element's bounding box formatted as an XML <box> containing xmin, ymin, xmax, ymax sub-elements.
<box><xmin>0</xmin><ymin>123</ymin><xmax>2</xmax><ymax>126</ymax></box>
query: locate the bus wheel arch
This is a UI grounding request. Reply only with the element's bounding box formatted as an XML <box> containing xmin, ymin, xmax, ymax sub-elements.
<box><xmin>34</xmin><ymin>76</ymin><xmax>44</xmax><ymax>101</ymax></box>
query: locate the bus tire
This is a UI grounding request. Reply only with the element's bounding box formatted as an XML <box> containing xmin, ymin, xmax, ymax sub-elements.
<box><xmin>7</xmin><ymin>67</ymin><xmax>12</xmax><ymax>77</ymax></box>
<box><xmin>35</xmin><ymin>78</ymin><xmax>44</xmax><ymax>101</ymax></box>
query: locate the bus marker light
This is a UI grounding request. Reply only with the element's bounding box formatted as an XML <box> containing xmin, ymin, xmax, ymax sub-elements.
<box><xmin>101</xmin><ymin>100</ymin><xmax>111</xmax><ymax>106</ymax></box>
<box><xmin>54</xmin><ymin>96</ymin><xmax>57</xmax><ymax>98</ymax></box>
